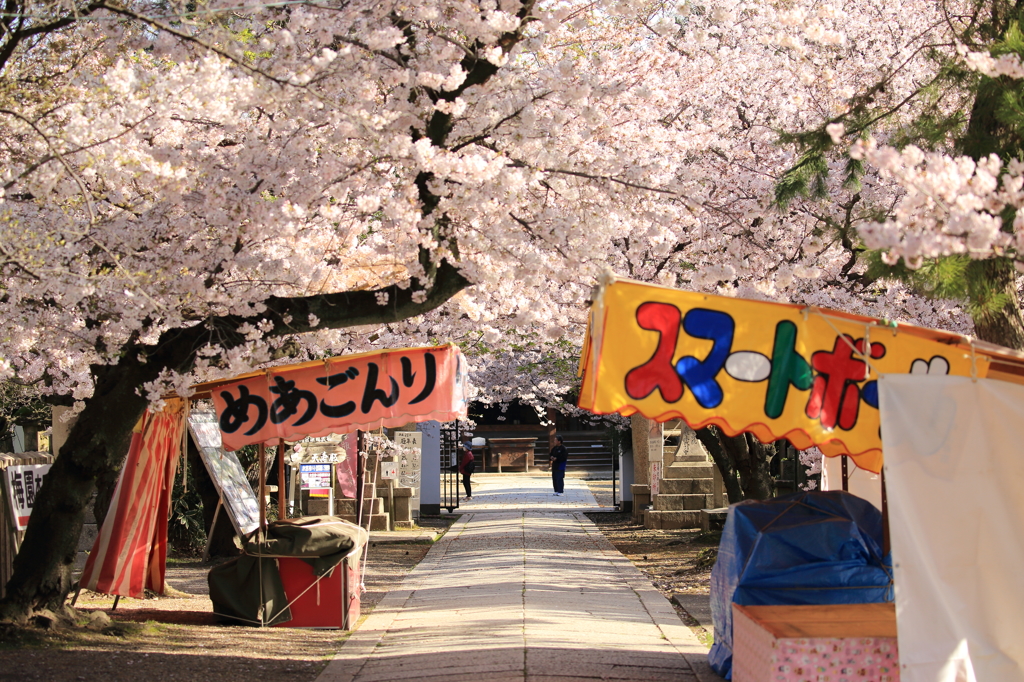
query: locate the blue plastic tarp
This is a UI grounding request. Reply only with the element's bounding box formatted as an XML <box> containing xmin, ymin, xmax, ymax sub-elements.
<box><xmin>707</xmin><ymin>491</ymin><xmax>894</xmax><ymax>678</ymax></box>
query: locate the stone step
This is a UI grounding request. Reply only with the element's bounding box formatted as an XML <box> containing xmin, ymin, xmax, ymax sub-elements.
<box><xmin>642</xmin><ymin>509</ymin><xmax>702</xmax><ymax>530</ymax></box>
<box><xmin>671</xmin><ymin>453</ymin><xmax>709</xmax><ymax>464</ymax></box>
<box><xmin>654</xmin><ymin>493</ymin><xmax>714</xmax><ymax>511</ymax></box>
<box><xmin>659</xmin><ymin>477</ymin><xmax>714</xmax><ymax>495</ymax></box>
<box><xmin>375</xmin><ymin>486</ymin><xmax>414</xmax><ymax>499</ymax></box>
<box><xmin>701</xmin><ymin>508</ymin><xmax>729</xmax><ymax>532</ymax></box>
<box><xmin>663</xmin><ymin>462</ymin><xmax>714</xmax><ymax>479</ymax></box>
<box><xmin>311</xmin><ymin>497</ymin><xmax>383</xmax><ymax>515</ymax></box>
<box><xmin>338</xmin><ymin>513</ymin><xmax>390</xmax><ymax>531</ymax></box>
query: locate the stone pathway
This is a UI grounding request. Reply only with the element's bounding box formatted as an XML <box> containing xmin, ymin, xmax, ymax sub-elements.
<box><xmin>455</xmin><ymin>472</ymin><xmax>605</xmax><ymax>513</ymax></box>
<box><xmin>317</xmin><ymin>476</ymin><xmax>720</xmax><ymax>682</ymax></box>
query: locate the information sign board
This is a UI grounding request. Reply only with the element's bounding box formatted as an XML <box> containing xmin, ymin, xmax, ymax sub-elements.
<box><xmin>394</xmin><ymin>431</ymin><xmax>422</xmax><ymax>513</ymax></box>
<box><xmin>299</xmin><ymin>463</ymin><xmax>332</xmax><ymax>497</ymax></box>
<box><xmin>188</xmin><ymin>409</ymin><xmax>261</xmax><ymax>536</ymax></box>
<box><xmin>4</xmin><ymin>464</ymin><xmax>51</xmax><ymax>531</ymax></box>
<box><xmin>380</xmin><ymin>461</ymin><xmax>399</xmax><ymax>480</ymax></box>
<box><xmin>650</xmin><ymin>460</ymin><xmax>662</xmax><ymax>497</ymax></box>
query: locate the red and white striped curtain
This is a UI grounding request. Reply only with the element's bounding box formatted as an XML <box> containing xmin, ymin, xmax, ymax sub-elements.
<box><xmin>79</xmin><ymin>399</ymin><xmax>185</xmax><ymax>598</ymax></box>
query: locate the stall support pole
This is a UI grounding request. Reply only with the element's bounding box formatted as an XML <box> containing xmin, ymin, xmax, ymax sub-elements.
<box><xmin>356</xmin><ymin>432</ymin><xmax>364</xmax><ymax>525</ymax></box>
<box><xmin>288</xmin><ymin>462</ymin><xmax>298</xmax><ymax>516</ymax></box>
<box><xmin>258</xmin><ymin>443</ymin><xmax>267</xmax><ymax>531</ymax></box>
<box><xmin>202</xmin><ymin>500</ymin><xmax>223</xmax><ymax>562</ymax></box>
<box><xmin>387</xmin><ymin>477</ymin><xmax>394</xmax><ymax>531</ymax></box>
<box><xmin>841</xmin><ymin>455</ymin><xmax>849</xmax><ymax>492</ymax></box>
<box><xmin>277</xmin><ymin>443</ymin><xmax>286</xmax><ymax>520</ymax></box>
<box><xmin>329</xmin><ymin>463</ymin><xmax>335</xmax><ymax>518</ymax></box>
<box><xmin>881</xmin><ymin>468</ymin><xmax>890</xmax><ymax>556</ymax></box>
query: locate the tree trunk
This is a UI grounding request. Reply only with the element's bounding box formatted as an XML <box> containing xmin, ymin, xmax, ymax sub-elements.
<box><xmin>695</xmin><ymin>426</ymin><xmax>743</xmax><ymax>503</ymax></box>
<box><xmin>734</xmin><ymin>434</ymin><xmax>775</xmax><ymax>500</ymax></box>
<box><xmin>695</xmin><ymin>426</ymin><xmax>775</xmax><ymax>502</ymax></box>
<box><xmin>93</xmin><ymin>427</ymin><xmax>133</xmax><ymax>529</ymax></box>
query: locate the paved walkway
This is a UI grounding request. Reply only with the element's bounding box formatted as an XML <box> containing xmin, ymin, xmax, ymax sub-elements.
<box><xmin>318</xmin><ymin>476</ymin><xmax>721</xmax><ymax>682</ymax></box>
<box><xmin>457</xmin><ymin>472</ymin><xmax>605</xmax><ymax>513</ymax></box>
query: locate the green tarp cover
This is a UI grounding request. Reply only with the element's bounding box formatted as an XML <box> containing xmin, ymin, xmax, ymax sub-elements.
<box><xmin>208</xmin><ymin>516</ymin><xmax>367</xmax><ymax>626</ymax></box>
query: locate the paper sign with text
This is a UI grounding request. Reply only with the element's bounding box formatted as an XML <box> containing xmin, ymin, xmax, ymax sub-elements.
<box><xmin>4</xmin><ymin>464</ymin><xmax>50</xmax><ymax>531</ymax></box>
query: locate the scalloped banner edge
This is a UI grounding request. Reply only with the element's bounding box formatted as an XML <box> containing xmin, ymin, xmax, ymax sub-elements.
<box><xmin>588</xmin><ymin>402</ymin><xmax>883</xmax><ymax>474</ymax></box>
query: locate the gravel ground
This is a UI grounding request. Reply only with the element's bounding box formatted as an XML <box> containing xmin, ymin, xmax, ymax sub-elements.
<box><xmin>0</xmin><ymin>531</ymin><xmax>438</xmax><ymax>682</ymax></box>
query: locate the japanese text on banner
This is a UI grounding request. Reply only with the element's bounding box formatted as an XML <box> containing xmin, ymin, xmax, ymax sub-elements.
<box><xmin>579</xmin><ymin>280</ymin><xmax>986</xmax><ymax>472</ymax></box>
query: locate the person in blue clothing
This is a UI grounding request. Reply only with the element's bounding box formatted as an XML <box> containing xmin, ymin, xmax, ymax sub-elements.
<box><xmin>548</xmin><ymin>435</ymin><xmax>568</xmax><ymax>496</ymax></box>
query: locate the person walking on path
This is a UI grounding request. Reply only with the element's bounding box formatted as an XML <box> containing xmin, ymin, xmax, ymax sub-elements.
<box><xmin>548</xmin><ymin>435</ymin><xmax>568</xmax><ymax>495</ymax></box>
<box><xmin>459</xmin><ymin>440</ymin><xmax>475</xmax><ymax>499</ymax></box>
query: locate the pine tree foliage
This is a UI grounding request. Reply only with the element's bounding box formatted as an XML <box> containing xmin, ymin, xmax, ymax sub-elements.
<box><xmin>777</xmin><ymin>2</ymin><xmax>1024</xmax><ymax>348</ymax></box>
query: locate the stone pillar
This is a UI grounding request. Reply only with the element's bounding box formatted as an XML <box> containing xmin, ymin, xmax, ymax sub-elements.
<box><xmin>630</xmin><ymin>414</ymin><xmax>652</xmax><ymax>522</ymax></box>
<box><xmin>712</xmin><ymin>463</ymin><xmax>726</xmax><ymax>508</ymax></box>
<box><xmin>52</xmin><ymin>406</ymin><xmax>78</xmax><ymax>457</ymax></box>
<box><xmin>418</xmin><ymin>421</ymin><xmax>441</xmax><ymax>516</ymax></box>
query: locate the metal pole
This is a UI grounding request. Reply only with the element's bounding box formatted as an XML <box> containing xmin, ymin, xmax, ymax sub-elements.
<box><xmin>881</xmin><ymin>467</ymin><xmax>890</xmax><ymax>555</ymax></box>
<box><xmin>288</xmin><ymin>461</ymin><xmax>298</xmax><ymax>516</ymax></box>
<box><xmin>387</xmin><ymin>477</ymin><xmax>394</xmax><ymax>531</ymax></box>
<box><xmin>328</xmin><ymin>462</ymin><xmax>335</xmax><ymax>518</ymax></box>
<box><xmin>612</xmin><ymin>439</ymin><xmax>618</xmax><ymax>509</ymax></box>
<box><xmin>841</xmin><ymin>455</ymin><xmax>849</xmax><ymax>492</ymax></box>
<box><xmin>277</xmin><ymin>443</ymin><xmax>286</xmax><ymax>520</ymax></box>
<box><xmin>258</xmin><ymin>442</ymin><xmax>267</xmax><ymax>531</ymax></box>
<box><xmin>356</xmin><ymin>431</ymin><xmax>364</xmax><ymax>525</ymax></box>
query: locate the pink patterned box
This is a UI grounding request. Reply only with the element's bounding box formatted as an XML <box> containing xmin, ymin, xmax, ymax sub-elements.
<box><xmin>732</xmin><ymin>603</ymin><xmax>900</xmax><ymax>682</ymax></box>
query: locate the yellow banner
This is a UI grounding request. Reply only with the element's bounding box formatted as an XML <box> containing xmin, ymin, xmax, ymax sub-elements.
<box><xmin>578</xmin><ymin>279</ymin><xmax>988</xmax><ymax>472</ymax></box>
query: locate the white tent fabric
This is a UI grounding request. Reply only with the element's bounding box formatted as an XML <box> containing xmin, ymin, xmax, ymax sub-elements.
<box><xmin>879</xmin><ymin>374</ymin><xmax>1024</xmax><ymax>682</ymax></box>
<box><xmin>820</xmin><ymin>454</ymin><xmax>883</xmax><ymax>511</ymax></box>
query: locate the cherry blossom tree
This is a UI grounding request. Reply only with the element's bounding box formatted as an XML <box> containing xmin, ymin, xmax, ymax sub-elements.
<box><xmin>1</xmin><ymin>0</ymin><xmax>1004</xmax><ymax>619</ymax></box>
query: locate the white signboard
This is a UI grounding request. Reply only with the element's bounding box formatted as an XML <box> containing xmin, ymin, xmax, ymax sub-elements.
<box><xmin>394</xmin><ymin>431</ymin><xmax>422</xmax><ymax>514</ymax></box>
<box><xmin>380</xmin><ymin>461</ymin><xmax>399</xmax><ymax>480</ymax></box>
<box><xmin>299</xmin><ymin>463</ymin><xmax>333</xmax><ymax>497</ymax></box>
<box><xmin>188</xmin><ymin>410</ymin><xmax>261</xmax><ymax>536</ymax></box>
<box><xmin>650</xmin><ymin>460</ymin><xmax>662</xmax><ymax>497</ymax></box>
<box><xmin>4</xmin><ymin>464</ymin><xmax>51</xmax><ymax>531</ymax></box>
<box><xmin>291</xmin><ymin>433</ymin><xmax>349</xmax><ymax>465</ymax></box>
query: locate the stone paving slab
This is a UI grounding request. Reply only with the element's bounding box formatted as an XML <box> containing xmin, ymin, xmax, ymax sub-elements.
<box><xmin>317</xmin><ymin>506</ymin><xmax>721</xmax><ymax>682</ymax></box>
<box><xmin>368</xmin><ymin>529</ymin><xmax>441</xmax><ymax>544</ymax></box>
<box><xmin>447</xmin><ymin>473</ymin><xmax>606</xmax><ymax>514</ymax></box>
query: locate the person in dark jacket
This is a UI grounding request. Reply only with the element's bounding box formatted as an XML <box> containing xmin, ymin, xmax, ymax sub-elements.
<box><xmin>548</xmin><ymin>435</ymin><xmax>568</xmax><ymax>495</ymax></box>
<box><xmin>459</xmin><ymin>440</ymin><xmax>475</xmax><ymax>499</ymax></box>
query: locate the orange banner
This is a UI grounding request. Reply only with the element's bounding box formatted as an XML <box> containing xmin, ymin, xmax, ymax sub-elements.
<box><xmin>207</xmin><ymin>345</ymin><xmax>468</xmax><ymax>451</ymax></box>
<box><xmin>578</xmin><ymin>278</ymin><xmax>988</xmax><ymax>472</ymax></box>
<box><xmin>80</xmin><ymin>399</ymin><xmax>185</xmax><ymax>598</ymax></box>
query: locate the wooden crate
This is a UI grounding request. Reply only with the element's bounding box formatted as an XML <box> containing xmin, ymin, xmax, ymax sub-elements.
<box><xmin>732</xmin><ymin>603</ymin><xmax>900</xmax><ymax>682</ymax></box>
